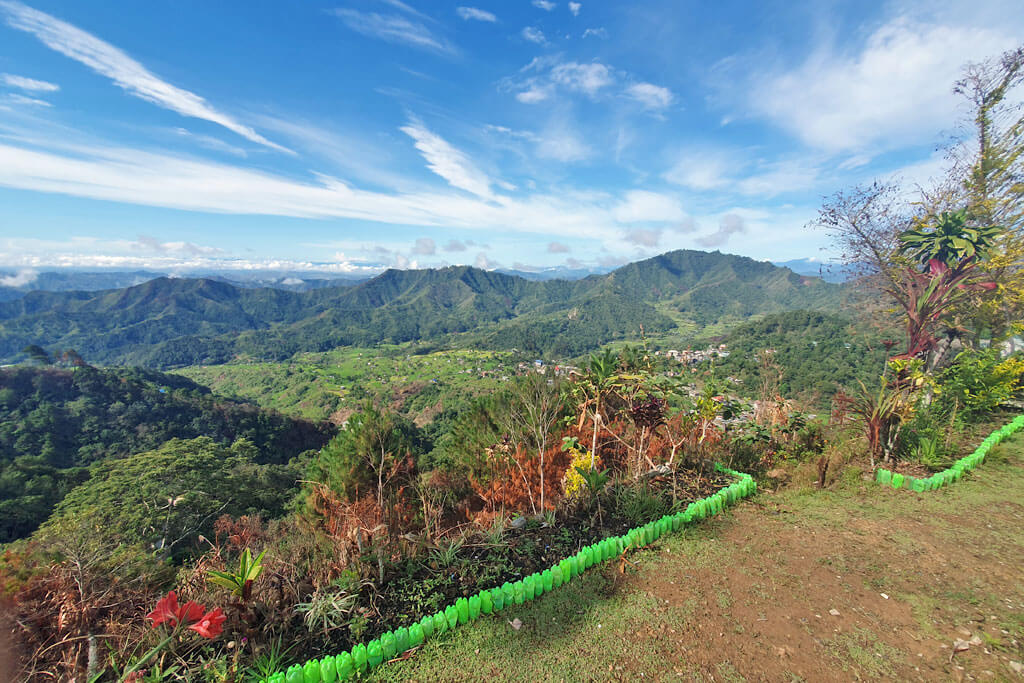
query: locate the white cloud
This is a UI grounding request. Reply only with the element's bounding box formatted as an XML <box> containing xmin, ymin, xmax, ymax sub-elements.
<box><xmin>625</xmin><ymin>82</ymin><xmax>672</xmax><ymax>110</ymax></box>
<box><xmin>474</xmin><ymin>251</ymin><xmax>492</xmax><ymax>269</ymax></box>
<box><xmin>532</xmin><ymin>0</ymin><xmax>556</xmax><ymax>10</ymax></box>
<box><xmin>624</xmin><ymin>228</ymin><xmax>661</xmax><ymax>247</ymax></box>
<box><xmin>7</xmin><ymin>93</ymin><xmax>51</xmax><ymax>106</ymax></box>
<box><xmin>412</xmin><ymin>237</ymin><xmax>436</xmax><ymax>254</ymax></box>
<box><xmin>582</xmin><ymin>27</ymin><xmax>606</xmax><ymax>39</ymax></box>
<box><xmin>399</xmin><ymin>118</ymin><xmax>495</xmax><ymax>198</ymax></box>
<box><xmin>332</xmin><ymin>8</ymin><xmax>456</xmax><ymax>54</ymax></box>
<box><xmin>521</xmin><ymin>26</ymin><xmax>546</xmax><ymax>44</ymax></box>
<box><xmin>735</xmin><ymin>16</ymin><xmax>1018</xmax><ymax>152</ymax></box>
<box><xmin>550</xmin><ymin>61</ymin><xmax>613</xmax><ymax>96</ymax></box>
<box><xmin>515</xmin><ymin>83</ymin><xmax>553</xmax><ymax>103</ymax></box>
<box><xmin>547</xmin><ymin>241</ymin><xmax>570</xmax><ymax>253</ymax></box>
<box><xmin>696</xmin><ymin>213</ymin><xmax>746</xmax><ymax>247</ymax></box>
<box><xmin>568</xmin><ymin>2</ymin><xmax>581</xmax><ymax>16</ymax></box>
<box><xmin>664</xmin><ymin>147</ymin><xmax>824</xmax><ymax>197</ymax></box>
<box><xmin>0</xmin><ymin>267</ymin><xmax>38</xmax><ymax>286</ymax></box>
<box><xmin>2</xmin><ymin>72</ymin><xmax>58</xmax><ymax>91</ymax></box>
<box><xmin>443</xmin><ymin>239</ymin><xmax>467</xmax><ymax>252</ymax></box>
<box><xmin>0</xmin><ymin>0</ymin><xmax>288</xmax><ymax>153</ymax></box>
<box><xmin>456</xmin><ymin>6</ymin><xmax>496</xmax><ymax>22</ymax></box>
<box><xmin>613</xmin><ymin>190</ymin><xmax>686</xmax><ymax>223</ymax></box>
<box><xmin>535</xmin><ymin>126</ymin><xmax>591</xmax><ymax>162</ymax></box>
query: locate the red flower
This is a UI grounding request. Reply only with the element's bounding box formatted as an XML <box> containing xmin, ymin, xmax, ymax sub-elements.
<box><xmin>146</xmin><ymin>591</ymin><xmax>207</xmax><ymax>628</ymax></box>
<box><xmin>147</xmin><ymin>591</ymin><xmax>180</xmax><ymax>627</ymax></box>
<box><xmin>188</xmin><ymin>608</ymin><xmax>226</xmax><ymax>639</ymax></box>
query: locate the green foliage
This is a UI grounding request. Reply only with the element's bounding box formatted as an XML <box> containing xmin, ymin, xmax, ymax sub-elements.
<box><xmin>306</xmin><ymin>403</ymin><xmax>425</xmax><ymax>506</ymax></box>
<box><xmin>703</xmin><ymin>311</ymin><xmax>892</xmax><ymax>406</ymax></box>
<box><xmin>207</xmin><ymin>548</ymin><xmax>265</xmax><ymax>600</ymax></box>
<box><xmin>0</xmin><ymin>365</ymin><xmax>331</xmax><ymax>542</ymax></box>
<box><xmin>573</xmin><ymin>466</ymin><xmax>610</xmax><ymax>494</ymax></box>
<box><xmin>38</xmin><ymin>437</ymin><xmax>301</xmax><ymax>560</ymax></box>
<box><xmin>936</xmin><ymin>349</ymin><xmax>1024</xmax><ymax>419</ymax></box>
<box><xmin>898</xmin><ymin>209</ymin><xmax>1000</xmax><ymax>267</ymax></box>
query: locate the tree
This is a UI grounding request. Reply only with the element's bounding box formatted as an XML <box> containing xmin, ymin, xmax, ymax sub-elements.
<box><xmin>310</xmin><ymin>403</ymin><xmax>422</xmax><ymax>514</ymax></box>
<box><xmin>501</xmin><ymin>373</ymin><xmax>566</xmax><ymax>512</ymax></box>
<box><xmin>22</xmin><ymin>345</ymin><xmax>50</xmax><ymax>365</ymax></box>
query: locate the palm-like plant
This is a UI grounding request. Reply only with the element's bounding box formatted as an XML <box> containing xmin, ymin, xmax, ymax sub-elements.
<box><xmin>898</xmin><ymin>209</ymin><xmax>999</xmax><ymax>268</ymax></box>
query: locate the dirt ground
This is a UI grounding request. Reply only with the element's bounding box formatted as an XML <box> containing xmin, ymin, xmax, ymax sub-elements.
<box><xmin>375</xmin><ymin>434</ymin><xmax>1024</xmax><ymax>682</ymax></box>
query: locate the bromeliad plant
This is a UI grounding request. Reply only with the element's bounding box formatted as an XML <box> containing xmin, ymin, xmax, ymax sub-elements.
<box><xmin>207</xmin><ymin>548</ymin><xmax>265</xmax><ymax>601</ymax></box>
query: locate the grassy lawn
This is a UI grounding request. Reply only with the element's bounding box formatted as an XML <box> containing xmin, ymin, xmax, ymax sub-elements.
<box><xmin>360</xmin><ymin>432</ymin><xmax>1024</xmax><ymax>681</ymax></box>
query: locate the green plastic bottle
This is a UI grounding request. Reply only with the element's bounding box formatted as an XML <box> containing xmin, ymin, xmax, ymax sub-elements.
<box><xmin>891</xmin><ymin>473</ymin><xmax>904</xmax><ymax>489</ymax></box>
<box><xmin>367</xmin><ymin>639</ymin><xmax>383</xmax><ymax>668</ymax></box>
<box><xmin>469</xmin><ymin>593</ymin><xmax>482</xmax><ymax>618</ymax></box>
<box><xmin>433</xmin><ymin>610</ymin><xmax>447</xmax><ymax>633</ymax></box>
<box><xmin>502</xmin><ymin>582</ymin><xmax>515</xmax><ymax>606</ymax></box>
<box><xmin>526</xmin><ymin>574</ymin><xmax>538</xmax><ymax>600</ymax></box>
<box><xmin>335</xmin><ymin>652</ymin><xmax>353</xmax><ymax>680</ymax></box>
<box><xmin>409</xmin><ymin>623</ymin><xmax>424</xmax><ymax>647</ymax></box>
<box><xmin>318</xmin><ymin>655</ymin><xmax>336</xmax><ymax>683</ymax></box>
<box><xmin>559</xmin><ymin>558</ymin><xmax>572</xmax><ymax>581</ymax></box>
<box><xmin>269</xmin><ymin>674</ymin><xmax>285</xmax><ymax>683</ymax></box>
<box><xmin>445</xmin><ymin>604</ymin><xmax>459</xmax><ymax>629</ymax></box>
<box><xmin>491</xmin><ymin>586</ymin><xmax>505</xmax><ymax>611</ymax></box>
<box><xmin>551</xmin><ymin>564</ymin><xmax>564</xmax><ymax>588</ymax></box>
<box><xmin>456</xmin><ymin>597</ymin><xmax>469</xmax><ymax>625</ymax></box>
<box><xmin>286</xmin><ymin>666</ymin><xmax>304</xmax><ymax>683</ymax></box>
<box><xmin>381</xmin><ymin>632</ymin><xmax>396</xmax><ymax>659</ymax></box>
<box><xmin>395</xmin><ymin>626</ymin><xmax>410</xmax><ymax>653</ymax></box>
<box><xmin>420</xmin><ymin>614</ymin><xmax>435</xmax><ymax>638</ymax></box>
<box><xmin>542</xmin><ymin>568</ymin><xmax>553</xmax><ymax>592</ymax></box>
<box><xmin>351</xmin><ymin>643</ymin><xmax>367</xmax><ymax>673</ymax></box>
<box><xmin>480</xmin><ymin>588</ymin><xmax>493</xmax><ymax>614</ymax></box>
<box><xmin>513</xmin><ymin>580</ymin><xmax>525</xmax><ymax>605</ymax></box>
<box><xmin>303</xmin><ymin>659</ymin><xmax>321</xmax><ymax>683</ymax></box>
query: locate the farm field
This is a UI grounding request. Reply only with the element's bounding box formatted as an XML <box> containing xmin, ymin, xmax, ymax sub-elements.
<box><xmin>176</xmin><ymin>347</ymin><xmax>525</xmax><ymax>423</ymax></box>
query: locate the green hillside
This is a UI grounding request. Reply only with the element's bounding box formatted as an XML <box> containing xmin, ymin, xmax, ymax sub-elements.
<box><xmin>0</xmin><ymin>365</ymin><xmax>333</xmax><ymax>542</ymax></box>
<box><xmin>0</xmin><ymin>250</ymin><xmax>844</xmax><ymax>368</ymax></box>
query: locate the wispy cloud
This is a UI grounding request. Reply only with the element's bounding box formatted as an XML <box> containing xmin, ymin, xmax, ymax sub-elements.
<box><xmin>547</xmin><ymin>241</ymin><xmax>570</xmax><ymax>253</ymax></box>
<box><xmin>550</xmin><ymin>61</ymin><xmax>612</xmax><ymax>96</ymax></box>
<box><xmin>582</xmin><ymin>27</ymin><xmax>606</xmax><ymax>38</ymax></box>
<box><xmin>332</xmin><ymin>8</ymin><xmax>456</xmax><ymax>54</ymax></box>
<box><xmin>568</xmin><ymin>2</ymin><xmax>581</xmax><ymax>16</ymax></box>
<box><xmin>515</xmin><ymin>83</ymin><xmax>552</xmax><ymax>103</ymax></box>
<box><xmin>521</xmin><ymin>26</ymin><xmax>546</xmax><ymax>44</ymax></box>
<box><xmin>0</xmin><ymin>268</ymin><xmax>38</xmax><ymax>286</ymax></box>
<box><xmin>625</xmin><ymin>82</ymin><xmax>672</xmax><ymax>110</ymax></box>
<box><xmin>399</xmin><ymin>118</ymin><xmax>495</xmax><ymax>198</ymax></box>
<box><xmin>456</xmin><ymin>6</ymin><xmax>496</xmax><ymax>22</ymax></box>
<box><xmin>6</xmin><ymin>92</ymin><xmax>51</xmax><ymax>106</ymax></box>
<box><xmin>532</xmin><ymin>0</ymin><xmax>556</xmax><ymax>10</ymax></box>
<box><xmin>2</xmin><ymin>72</ymin><xmax>58</xmax><ymax>91</ymax></box>
<box><xmin>724</xmin><ymin>15</ymin><xmax>1018</xmax><ymax>152</ymax></box>
<box><xmin>412</xmin><ymin>237</ymin><xmax>436</xmax><ymax>254</ymax></box>
<box><xmin>0</xmin><ymin>0</ymin><xmax>288</xmax><ymax>152</ymax></box>
<box><xmin>696</xmin><ymin>213</ymin><xmax>745</xmax><ymax>247</ymax></box>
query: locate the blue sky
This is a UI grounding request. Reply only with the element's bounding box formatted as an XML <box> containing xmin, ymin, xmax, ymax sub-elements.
<box><xmin>0</xmin><ymin>0</ymin><xmax>1021</xmax><ymax>277</ymax></box>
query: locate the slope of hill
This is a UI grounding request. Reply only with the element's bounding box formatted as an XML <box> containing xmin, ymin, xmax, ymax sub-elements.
<box><xmin>0</xmin><ymin>250</ymin><xmax>845</xmax><ymax>368</ymax></box>
<box><xmin>0</xmin><ymin>365</ymin><xmax>334</xmax><ymax>542</ymax></box>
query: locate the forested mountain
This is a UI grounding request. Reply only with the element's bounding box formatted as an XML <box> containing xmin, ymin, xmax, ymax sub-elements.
<box><xmin>0</xmin><ymin>365</ymin><xmax>334</xmax><ymax>542</ymax></box>
<box><xmin>0</xmin><ymin>250</ymin><xmax>844</xmax><ymax>368</ymax></box>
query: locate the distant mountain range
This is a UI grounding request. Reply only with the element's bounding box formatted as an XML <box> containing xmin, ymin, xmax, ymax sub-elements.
<box><xmin>0</xmin><ymin>249</ymin><xmax>846</xmax><ymax>367</ymax></box>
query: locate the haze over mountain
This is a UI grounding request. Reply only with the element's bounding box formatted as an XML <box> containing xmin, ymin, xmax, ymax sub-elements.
<box><xmin>0</xmin><ymin>249</ymin><xmax>843</xmax><ymax>368</ymax></box>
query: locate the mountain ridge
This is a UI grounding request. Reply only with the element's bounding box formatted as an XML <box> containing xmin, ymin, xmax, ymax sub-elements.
<box><xmin>0</xmin><ymin>249</ymin><xmax>844</xmax><ymax>367</ymax></box>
